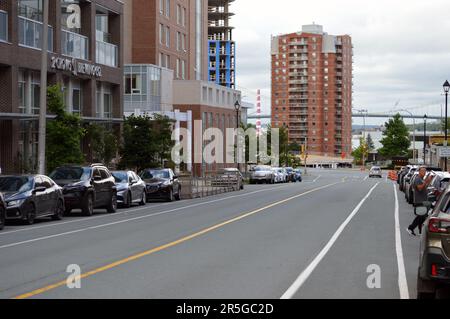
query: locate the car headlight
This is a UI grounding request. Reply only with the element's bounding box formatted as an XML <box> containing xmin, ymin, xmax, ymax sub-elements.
<box><xmin>7</xmin><ymin>199</ymin><xmax>25</xmax><ymax>207</ymax></box>
<box><xmin>162</xmin><ymin>180</ymin><xmax>171</xmax><ymax>186</ymax></box>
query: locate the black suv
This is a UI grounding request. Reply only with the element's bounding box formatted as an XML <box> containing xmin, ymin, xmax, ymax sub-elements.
<box><xmin>0</xmin><ymin>192</ymin><xmax>5</xmax><ymax>230</ymax></box>
<box><xmin>50</xmin><ymin>164</ymin><xmax>117</xmax><ymax>216</ymax></box>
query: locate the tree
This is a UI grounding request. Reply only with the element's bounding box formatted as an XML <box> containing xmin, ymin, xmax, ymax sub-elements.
<box><xmin>85</xmin><ymin>124</ymin><xmax>118</xmax><ymax>167</ymax></box>
<box><xmin>366</xmin><ymin>133</ymin><xmax>375</xmax><ymax>152</ymax></box>
<box><xmin>119</xmin><ymin>114</ymin><xmax>175</xmax><ymax>172</ymax></box>
<box><xmin>379</xmin><ymin>113</ymin><xmax>411</xmax><ymax>158</ymax></box>
<box><xmin>352</xmin><ymin>137</ymin><xmax>369</xmax><ymax>165</ymax></box>
<box><xmin>46</xmin><ymin>85</ymin><xmax>85</xmax><ymax>173</ymax></box>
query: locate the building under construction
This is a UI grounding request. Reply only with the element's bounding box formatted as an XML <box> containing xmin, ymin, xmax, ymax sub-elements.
<box><xmin>208</xmin><ymin>0</ymin><xmax>236</xmax><ymax>89</ymax></box>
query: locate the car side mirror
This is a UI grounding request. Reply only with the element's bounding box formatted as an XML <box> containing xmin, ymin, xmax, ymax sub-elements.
<box><xmin>173</xmin><ymin>175</ymin><xmax>178</xmax><ymax>180</ymax></box>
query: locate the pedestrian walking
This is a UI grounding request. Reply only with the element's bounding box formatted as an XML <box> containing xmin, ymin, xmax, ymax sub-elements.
<box><xmin>407</xmin><ymin>166</ymin><xmax>434</xmax><ymax>236</ymax></box>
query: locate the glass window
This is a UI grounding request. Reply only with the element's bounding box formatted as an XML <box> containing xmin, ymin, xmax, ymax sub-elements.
<box><xmin>72</xmin><ymin>87</ymin><xmax>81</xmax><ymax>115</ymax></box>
<box><xmin>0</xmin><ymin>11</ymin><xmax>7</xmax><ymax>42</ymax></box>
<box><xmin>104</xmin><ymin>93</ymin><xmax>112</xmax><ymax>118</ymax></box>
<box><xmin>18</xmin><ymin>0</ymin><xmax>43</xmax><ymax>21</ymax></box>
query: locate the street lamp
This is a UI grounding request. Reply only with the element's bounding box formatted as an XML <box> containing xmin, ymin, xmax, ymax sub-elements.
<box><xmin>423</xmin><ymin>114</ymin><xmax>427</xmax><ymax>165</ymax></box>
<box><xmin>234</xmin><ymin>100</ymin><xmax>241</xmax><ymax>172</ymax></box>
<box><xmin>37</xmin><ymin>0</ymin><xmax>49</xmax><ymax>175</ymax></box>
<box><xmin>443</xmin><ymin>80</ymin><xmax>450</xmax><ymax>171</ymax></box>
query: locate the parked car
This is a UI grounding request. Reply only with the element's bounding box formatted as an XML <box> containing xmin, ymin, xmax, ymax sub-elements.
<box><xmin>0</xmin><ymin>192</ymin><xmax>5</xmax><ymax>230</ymax></box>
<box><xmin>427</xmin><ymin>172</ymin><xmax>450</xmax><ymax>204</ymax></box>
<box><xmin>111</xmin><ymin>171</ymin><xmax>147</xmax><ymax>208</ymax></box>
<box><xmin>416</xmin><ymin>197</ymin><xmax>450</xmax><ymax>299</ymax></box>
<box><xmin>140</xmin><ymin>169</ymin><xmax>181</xmax><ymax>202</ymax></box>
<box><xmin>211</xmin><ymin>168</ymin><xmax>244</xmax><ymax>190</ymax></box>
<box><xmin>250</xmin><ymin>166</ymin><xmax>275</xmax><ymax>184</ymax></box>
<box><xmin>272</xmin><ymin>168</ymin><xmax>284</xmax><ymax>184</ymax></box>
<box><xmin>405</xmin><ymin>171</ymin><xmax>421</xmax><ymax>205</ymax></box>
<box><xmin>0</xmin><ymin>175</ymin><xmax>65</xmax><ymax>225</ymax></box>
<box><xmin>274</xmin><ymin>168</ymin><xmax>288</xmax><ymax>183</ymax></box>
<box><xmin>293</xmin><ymin>169</ymin><xmax>303</xmax><ymax>182</ymax></box>
<box><xmin>285</xmin><ymin>167</ymin><xmax>295</xmax><ymax>182</ymax></box>
<box><xmin>402</xmin><ymin>167</ymin><xmax>418</xmax><ymax>194</ymax></box>
<box><xmin>50</xmin><ymin>164</ymin><xmax>117</xmax><ymax>216</ymax></box>
<box><xmin>369</xmin><ymin>166</ymin><xmax>382</xmax><ymax>178</ymax></box>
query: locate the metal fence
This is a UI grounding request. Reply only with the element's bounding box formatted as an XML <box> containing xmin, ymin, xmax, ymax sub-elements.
<box><xmin>179</xmin><ymin>174</ymin><xmax>240</xmax><ymax>199</ymax></box>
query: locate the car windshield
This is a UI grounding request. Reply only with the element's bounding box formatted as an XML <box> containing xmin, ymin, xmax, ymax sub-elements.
<box><xmin>254</xmin><ymin>167</ymin><xmax>269</xmax><ymax>172</ymax></box>
<box><xmin>112</xmin><ymin>172</ymin><xmax>128</xmax><ymax>183</ymax></box>
<box><xmin>0</xmin><ymin>176</ymin><xmax>33</xmax><ymax>193</ymax></box>
<box><xmin>142</xmin><ymin>170</ymin><xmax>170</xmax><ymax>179</ymax></box>
<box><xmin>50</xmin><ymin>167</ymin><xmax>92</xmax><ymax>181</ymax></box>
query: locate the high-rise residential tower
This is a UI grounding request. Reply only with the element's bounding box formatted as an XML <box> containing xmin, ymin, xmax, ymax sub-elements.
<box><xmin>208</xmin><ymin>0</ymin><xmax>235</xmax><ymax>89</ymax></box>
<box><xmin>271</xmin><ymin>24</ymin><xmax>353</xmax><ymax>158</ymax></box>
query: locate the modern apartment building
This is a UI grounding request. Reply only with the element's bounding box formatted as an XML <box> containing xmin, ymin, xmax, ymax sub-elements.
<box><xmin>208</xmin><ymin>0</ymin><xmax>235</xmax><ymax>89</ymax></box>
<box><xmin>0</xmin><ymin>0</ymin><xmax>123</xmax><ymax>174</ymax></box>
<box><xmin>123</xmin><ymin>0</ymin><xmax>208</xmax><ymax>82</ymax></box>
<box><xmin>271</xmin><ymin>24</ymin><xmax>353</xmax><ymax>158</ymax></box>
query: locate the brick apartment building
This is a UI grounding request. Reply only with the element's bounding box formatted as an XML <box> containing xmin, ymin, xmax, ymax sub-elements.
<box><xmin>271</xmin><ymin>24</ymin><xmax>353</xmax><ymax>158</ymax></box>
<box><xmin>122</xmin><ymin>0</ymin><xmax>242</xmax><ymax>176</ymax></box>
<box><xmin>0</xmin><ymin>0</ymin><xmax>124</xmax><ymax>174</ymax></box>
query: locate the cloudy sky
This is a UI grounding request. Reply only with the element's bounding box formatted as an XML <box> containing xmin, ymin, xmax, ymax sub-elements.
<box><xmin>231</xmin><ymin>0</ymin><xmax>450</xmax><ymax>126</ymax></box>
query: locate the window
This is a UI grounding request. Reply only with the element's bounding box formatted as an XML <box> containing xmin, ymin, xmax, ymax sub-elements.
<box><xmin>159</xmin><ymin>24</ymin><xmax>164</xmax><ymax>44</ymax></box>
<box><xmin>18</xmin><ymin>71</ymin><xmax>26</xmax><ymax>114</ymax></box>
<box><xmin>104</xmin><ymin>92</ymin><xmax>112</xmax><ymax>118</ymax></box>
<box><xmin>125</xmin><ymin>74</ymin><xmax>142</xmax><ymax>94</ymax></box>
<box><xmin>181</xmin><ymin>60</ymin><xmax>185</xmax><ymax>80</ymax></box>
<box><xmin>165</xmin><ymin>26</ymin><xmax>170</xmax><ymax>47</ymax></box>
<box><xmin>166</xmin><ymin>0</ymin><xmax>170</xmax><ymax>17</ymax></box>
<box><xmin>0</xmin><ymin>11</ymin><xmax>7</xmax><ymax>42</ymax></box>
<box><xmin>72</xmin><ymin>86</ymin><xmax>81</xmax><ymax>115</ymax></box>
<box><xmin>159</xmin><ymin>0</ymin><xmax>164</xmax><ymax>14</ymax></box>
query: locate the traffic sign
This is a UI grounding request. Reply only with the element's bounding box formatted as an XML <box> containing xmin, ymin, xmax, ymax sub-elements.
<box><xmin>439</xmin><ymin>147</ymin><xmax>450</xmax><ymax>158</ymax></box>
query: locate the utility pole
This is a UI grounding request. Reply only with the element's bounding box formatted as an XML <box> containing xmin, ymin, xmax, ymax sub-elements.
<box><xmin>37</xmin><ymin>0</ymin><xmax>49</xmax><ymax>175</ymax></box>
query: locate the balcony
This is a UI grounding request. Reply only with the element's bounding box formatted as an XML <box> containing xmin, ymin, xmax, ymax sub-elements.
<box><xmin>96</xmin><ymin>40</ymin><xmax>118</xmax><ymax>67</ymax></box>
<box><xmin>18</xmin><ymin>16</ymin><xmax>53</xmax><ymax>51</ymax></box>
<box><xmin>0</xmin><ymin>11</ymin><xmax>6</xmax><ymax>42</ymax></box>
<box><xmin>62</xmin><ymin>29</ymin><xmax>89</xmax><ymax>60</ymax></box>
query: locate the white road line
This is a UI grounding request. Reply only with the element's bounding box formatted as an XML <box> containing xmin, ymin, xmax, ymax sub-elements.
<box><xmin>313</xmin><ymin>175</ymin><xmax>321</xmax><ymax>183</ymax></box>
<box><xmin>393</xmin><ymin>183</ymin><xmax>410</xmax><ymax>299</ymax></box>
<box><xmin>0</xmin><ymin>183</ymin><xmax>296</xmax><ymax>237</ymax></box>
<box><xmin>0</xmin><ymin>183</ymin><xmax>313</xmax><ymax>249</ymax></box>
<box><xmin>363</xmin><ymin>176</ymin><xmax>369</xmax><ymax>181</ymax></box>
<box><xmin>281</xmin><ymin>182</ymin><xmax>380</xmax><ymax>299</ymax></box>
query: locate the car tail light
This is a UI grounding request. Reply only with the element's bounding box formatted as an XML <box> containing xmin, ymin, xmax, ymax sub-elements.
<box><xmin>431</xmin><ymin>264</ymin><xmax>438</xmax><ymax>277</ymax></box>
<box><xmin>428</xmin><ymin>218</ymin><xmax>450</xmax><ymax>234</ymax></box>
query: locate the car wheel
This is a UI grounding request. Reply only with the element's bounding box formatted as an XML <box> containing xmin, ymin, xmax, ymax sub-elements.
<box><xmin>107</xmin><ymin>193</ymin><xmax>118</xmax><ymax>214</ymax></box>
<box><xmin>52</xmin><ymin>200</ymin><xmax>64</xmax><ymax>221</ymax></box>
<box><xmin>167</xmin><ymin>188</ymin><xmax>174</xmax><ymax>202</ymax></box>
<box><xmin>82</xmin><ymin>194</ymin><xmax>94</xmax><ymax>216</ymax></box>
<box><xmin>175</xmin><ymin>187</ymin><xmax>181</xmax><ymax>201</ymax></box>
<box><xmin>125</xmin><ymin>192</ymin><xmax>132</xmax><ymax>208</ymax></box>
<box><xmin>24</xmin><ymin>204</ymin><xmax>36</xmax><ymax>225</ymax></box>
<box><xmin>0</xmin><ymin>206</ymin><xmax>5</xmax><ymax>230</ymax></box>
<box><xmin>139</xmin><ymin>191</ymin><xmax>146</xmax><ymax>206</ymax></box>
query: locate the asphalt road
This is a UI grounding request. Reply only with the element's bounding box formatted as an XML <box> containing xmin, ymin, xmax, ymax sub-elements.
<box><xmin>0</xmin><ymin>169</ymin><xmax>423</xmax><ymax>299</ymax></box>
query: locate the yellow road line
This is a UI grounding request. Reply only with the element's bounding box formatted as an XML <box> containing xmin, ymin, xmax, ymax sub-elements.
<box><xmin>13</xmin><ymin>182</ymin><xmax>340</xmax><ymax>299</ymax></box>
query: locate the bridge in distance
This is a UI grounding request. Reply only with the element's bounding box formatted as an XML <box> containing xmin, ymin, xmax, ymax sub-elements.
<box><xmin>247</xmin><ymin>113</ymin><xmax>443</xmax><ymax>120</ymax></box>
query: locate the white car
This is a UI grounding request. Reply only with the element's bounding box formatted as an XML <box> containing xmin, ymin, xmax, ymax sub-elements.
<box><xmin>369</xmin><ymin>167</ymin><xmax>382</xmax><ymax>178</ymax></box>
<box><xmin>273</xmin><ymin>168</ymin><xmax>288</xmax><ymax>183</ymax></box>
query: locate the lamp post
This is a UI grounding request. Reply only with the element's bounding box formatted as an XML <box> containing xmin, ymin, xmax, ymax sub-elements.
<box><xmin>355</xmin><ymin>109</ymin><xmax>368</xmax><ymax>170</ymax></box>
<box><xmin>38</xmin><ymin>0</ymin><xmax>49</xmax><ymax>175</ymax></box>
<box><xmin>444</xmin><ymin>81</ymin><xmax>450</xmax><ymax>171</ymax></box>
<box><xmin>234</xmin><ymin>101</ymin><xmax>241</xmax><ymax>172</ymax></box>
<box><xmin>423</xmin><ymin>114</ymin><xmax>427</xmax><ymax>165</ymax></box>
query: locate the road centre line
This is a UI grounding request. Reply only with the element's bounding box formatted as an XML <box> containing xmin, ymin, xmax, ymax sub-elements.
<box><xmin>280</xmin><ymin>182</ymin><xmax>380</xmax><ymax>299</ymax></box>
<box><xmin>12</xmin><ymin>182</ymin><xmax>341</xmax><ymax>299</ymax></box>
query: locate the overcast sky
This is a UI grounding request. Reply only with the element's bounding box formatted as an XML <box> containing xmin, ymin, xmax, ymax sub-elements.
<box><xmin>232</xmin><ymin>0</ymin><xmax>450</xmax><ymax>126</ymax></box>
